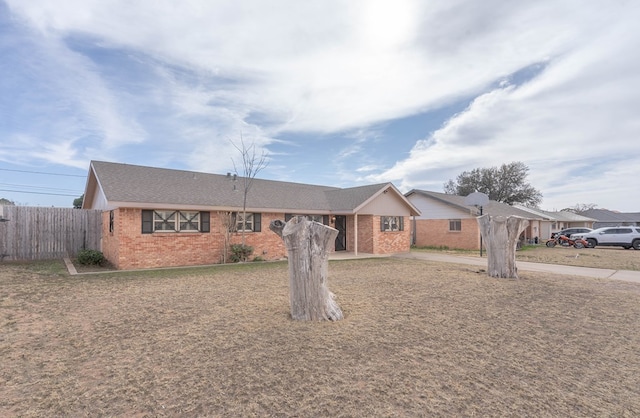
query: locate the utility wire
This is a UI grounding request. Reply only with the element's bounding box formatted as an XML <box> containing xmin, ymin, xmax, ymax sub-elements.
<box><xmin>0</xmin><ymin>182</ymin><xmax>80</xmax><ymax>193</ymax></box>
<box><xmin>0</xmin><ymin>189</ymin><xmax>79</xmax><ymax>197</ymax></box>
<box><xmin>0</xmin><ymin>168</ymin><xmax>86</xmax><ymax>177</ymax></box>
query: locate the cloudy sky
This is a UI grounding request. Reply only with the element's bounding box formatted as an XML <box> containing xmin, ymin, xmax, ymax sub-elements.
<box><xmin>1</xmin><ymin>0</ymin><xmax>639</xmax><ymax>211</ymax></box>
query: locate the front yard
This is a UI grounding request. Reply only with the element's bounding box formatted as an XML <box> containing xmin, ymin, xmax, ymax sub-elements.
<box><xmin>2</xmin><ymin>257</ymin><xmax>640</xmax><ymax>416</ymax></box>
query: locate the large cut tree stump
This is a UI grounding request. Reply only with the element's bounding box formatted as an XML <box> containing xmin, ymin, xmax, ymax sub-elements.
<box><xmin>477</xmin><ymin>214</ymin><xmax>529</xmax><ymax>279</ymax></box>
<box><xmin>269</xmin><ymin>217</ymin><xmax>343</xmax><ymax>321</ymax></box>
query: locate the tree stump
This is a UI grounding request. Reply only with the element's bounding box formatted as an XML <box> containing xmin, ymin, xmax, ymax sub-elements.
<box><xmin>269</xmin><ymin>217</ymin><xmax>343</xmax><ymax>321</ymax></box>
<box><xmin>477</xmin><ymin>215</ymin><xmax>529</xmax><ymax>279</ymax></box>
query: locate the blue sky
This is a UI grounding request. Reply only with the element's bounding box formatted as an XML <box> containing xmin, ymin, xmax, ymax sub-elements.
<box><xmin>1</xmin><ymin>1</ymin><xmax>639</xmax><ymax>211</ymax></box>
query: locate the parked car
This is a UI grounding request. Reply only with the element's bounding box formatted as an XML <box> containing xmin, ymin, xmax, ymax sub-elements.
<box><xmin>550</xmin><ymin>227</ymin><xmax>593</xmax><ymax>239</ymax></box>
<box><xmin>572</xmin><ymin>227</ymin><xmax>640</xmax><ymax>249</ymax></box>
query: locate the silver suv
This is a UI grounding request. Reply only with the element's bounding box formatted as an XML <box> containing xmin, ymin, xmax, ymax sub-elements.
<box><xmin>573</xmin><ymin>227</ymin><xmax>640</xmax><ymax>249</ymax></box>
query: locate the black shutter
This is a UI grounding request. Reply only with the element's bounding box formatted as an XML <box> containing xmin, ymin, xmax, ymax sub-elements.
<box><xmin>380</xmin><ymin>216</ymin><xmax>385</xmax><ymax>231</ymax></box>
<box><xmin>253</xmin><ymin>213</ymin><xmax>261</xmax><ymax>232</ymax></box>
<box><xmin>142</xmin><ymin>210</ymin><xmax>153</xmax><ymax>234</ymax></box>
<box><xmin>399</xmin><ymin>216</ymin><xmax>404</xmax><ymax>231</ymax></box>
<box><xmin>285</xmin><ymin>213</ymin><xmax>292</xmax><ymax>222</ymax></box>
<box><xmin>323</xmin><ymin>215</ymin><xmax>329</xmax><ymax>225</ymax></box>
<box><xmin>200</xmin><ymin>211</ymin><xmax>210</xmax><ymax>233</ymax></box>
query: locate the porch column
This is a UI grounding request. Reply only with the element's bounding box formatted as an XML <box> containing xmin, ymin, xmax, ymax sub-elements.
<box><xmin>354</xmin><ymin>213</ymin><xmax>358</xmax><ymax>256</ymax></box>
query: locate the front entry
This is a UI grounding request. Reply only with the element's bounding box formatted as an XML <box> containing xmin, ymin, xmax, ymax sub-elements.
<box><xmin>334</xmin><ymin>215</ymin><xmax>347</xmax><ymax>251</ymax></box>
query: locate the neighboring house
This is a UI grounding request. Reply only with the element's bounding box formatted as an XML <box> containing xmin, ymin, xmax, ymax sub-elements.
<box><xmin>514</xmin><ymin>206</ymin><xmax>595</xmax><ymax>239</ymax></box>
<box><xmin>405</xmin><ymin>190</ymin><xmax>544</xmax><ymax>250</ymax></box>
<box><xmin>578</xmin><ymin>209</ymin><xmax>640</xmax><ymax>229</ymax></box>
<box><xmin>82</xmin><ymin>161</ymin><xmax>420</xmax><ymax>270</ymax></box>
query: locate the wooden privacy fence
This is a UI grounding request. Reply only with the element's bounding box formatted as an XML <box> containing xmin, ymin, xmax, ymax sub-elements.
<box><xmin>0</xmin><ymin>206</ymin><xmax>102</xmax><ymax>261</ymax></box>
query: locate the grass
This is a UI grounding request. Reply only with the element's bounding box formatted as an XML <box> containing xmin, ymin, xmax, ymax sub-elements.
<box><xmin>1</xmin><ymin>256</ymin><xmax>640</xmax><ymax>416</ymax></box>
<box><xmin>413</xmin><ymin>244</ymin><xmax>640</xmax><ymax>271</ymax></box>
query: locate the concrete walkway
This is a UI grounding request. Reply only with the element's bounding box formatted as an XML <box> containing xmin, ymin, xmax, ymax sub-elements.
<box><xmin>392</xmin><ymin>251</ymin><xmax>640</xmax><ymax>284</ymax></box>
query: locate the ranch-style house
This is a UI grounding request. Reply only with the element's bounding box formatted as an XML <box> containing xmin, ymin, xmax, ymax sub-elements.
<box><xmin>82</xmin><ymin>161</ymin><xmax>420</xmax><ymax>270</ymax></box>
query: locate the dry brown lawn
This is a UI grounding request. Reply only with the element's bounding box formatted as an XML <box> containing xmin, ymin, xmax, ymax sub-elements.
<box><xmin>515</xmin><ymin>245</ymin><xmax>640</xmax><ymax>271</ymax></box>
<box><xmin>2</xmin><ymin>253</ymin><xmax>640</xmax><ymax>417</ymax></box>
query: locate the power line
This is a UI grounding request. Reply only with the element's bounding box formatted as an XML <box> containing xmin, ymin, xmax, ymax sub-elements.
<box><xmin>0</xmin><ymin>189</ymin><xmax>80</xmax><ymax>197</ymax></box>
<box><xmin>0</xmin><ymin>168</ymin><xmax>86</xmax><ymax>177</ymax></box>
<box><xmin>0</xmin><ymin>182</ymin><xmax>80</xmax><ymax>193</ymax></box>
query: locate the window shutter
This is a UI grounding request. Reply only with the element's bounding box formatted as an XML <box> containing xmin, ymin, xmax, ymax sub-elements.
<box><xmin>380</xmin><ymin>216</ymin><xmax>385</xmax><ymax>231</ymax></box>
<box><xmin>323</xmin><ymin>215</ymin><xmax>329</xmax><ymax>225</ymax></box>
<box><xmin>399</xmin><ymin>216</ymin><xmax>404</xmax><ymax>231</ymax></box>
<box><xmin>253</xmin><ymin>213</ymin><xmax>261</xmax><ymax>232</ymax></box>
<box><xmin>285</xmin><ymin>213</ymin><xmax>292</xmax><ymax>222</ymax></box>
<box><xmin>200</xmin><ymin>211</ymin><xmax>210</xmax><ymax>233</ymax></box>
<box><xmin>142</xmin><ymin>210</ymin><xmax>153</xmax><ymax>234</ymax></box>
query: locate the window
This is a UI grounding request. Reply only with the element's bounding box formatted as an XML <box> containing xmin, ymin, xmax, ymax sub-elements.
<box><xmin>233</xmin><ymin>212</ymin><xmax>262</xmax><ymax>232</ymax></box>
<box><xmin>142</xmin><ymin>210</ymin><xmax>210</xmax><ymax>233</ymax></box>
<box><xmin>154</xmin><ymin>210</ymin><xmax>177</xmax><ymax>231</ymax></box>
<box><xmin>449</xmin><ymin>219</ymin><xmax>462</xmax><ymax>231</ymax></box>
<box><xmin>381</xmin><ymin>216</ymin><xmax>403</xmax><ymax>232</ymax></box>
<box><xmin>179</xmin><ymin>211</ymin><xmax>200</xmax><ymax>231</ymax></box>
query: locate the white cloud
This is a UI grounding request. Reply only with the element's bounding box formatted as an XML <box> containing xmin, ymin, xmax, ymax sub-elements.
<box><xmin>366</xmin><ymin>5</ymin><xmax>640</xmax><ymax>210</ymax></box>
<box><xmin>3</xmin><ymin>0</ymin><xmax>640</xmax><ymax>210</ymax></box>
<box><xmin>5</xmin><ymin>0</ymin><xmax>600</xmax><ymax>135</ymax></box>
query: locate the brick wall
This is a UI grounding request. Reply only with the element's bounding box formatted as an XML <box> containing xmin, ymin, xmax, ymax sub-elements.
<box><xmin>107</xmin><ymin>209</ymin><xmax>287</xmax><ymax>270</ymax></box>
<box><xmin>228</xmin><ymin>212</ymin><xmax>286</xmax><ymax>261</ymax></box>
<box><xmin>356</xmin><ymin>215</ymin><xmax>374</xmax><ymax>253</ymax></box>
<box><xmin>413</xmin><ymin>218</ymin><xmax>479</xmax><ymax>250</ymax></box>
<box><xmin>104</xmin><ymin>209</ymin><xmax>412</xmax><ymax>269</ymax></box>
<box><xmin>101</xmin><ymin>209</ymin><xmax>119</xmax><ymax>266</ymax></box>
<box><xmin>342</xmin><ymin>215</ymin><xmax>411</xmax><ymax>254</ymax></box>
<box><xmin>371</xmin><ymin>215</ymin><xmax>411</xmax><ymax>254</ymax></box>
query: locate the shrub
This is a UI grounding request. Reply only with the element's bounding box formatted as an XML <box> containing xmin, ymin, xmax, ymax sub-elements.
<box><xmin>230</xmin><ymin>244</ymin><xmax>253</xmax><ymax>263</ymax></box>
<box><xmin>76</xmin><ymin>249</ymin><xmax>106</xmax><ymax>266</ymax></box>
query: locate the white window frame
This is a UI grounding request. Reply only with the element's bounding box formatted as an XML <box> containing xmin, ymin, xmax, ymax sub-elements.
<box><xmin>381</xmin><ymin>216</ymin><xmax>401</xmax><ymax>232</ymax></box>
<box><xmin>153</xmin><ymin>210</ymin><xmax>200</xmax><ymax>232</ymax></box>
<box><xmin>179</xmin><ymin>211</ymin><xmax>200</xmax><ymax>232</ymax></box>
<box><xmin>236</xmin><ymin>212</ymin><xmax>254</xmax><ymax>232</ymax></box>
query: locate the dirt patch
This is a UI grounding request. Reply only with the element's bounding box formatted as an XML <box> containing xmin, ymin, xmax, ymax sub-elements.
<box><xmin>1</xmin><ymin>258</ymin><xmax>639</xmax><ymax>416</ymax></box>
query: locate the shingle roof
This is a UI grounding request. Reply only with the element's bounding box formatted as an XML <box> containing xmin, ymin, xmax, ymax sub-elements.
<box><xmin>548</xmin><ymin>211</ymin><xmax>596</xmax><ymax>222</ymax></box>
<box><xmin>89</xmin><ymin>160</ymin><xmax>416</xmax><ymax>214</ymax></box>
<box><xmin>579</xmin><ymin>209</ymin><xmax>640</xmax><ymax>223</ymax></box>
<box><xmin>406</xmin><ymin>189</ymin><xmax>541</xmax><ymax>218</ymax></box>
<box><xmin>514</xmin><ymin>206</ymin><xmax>596</xmax><ymax>222</ymax></box>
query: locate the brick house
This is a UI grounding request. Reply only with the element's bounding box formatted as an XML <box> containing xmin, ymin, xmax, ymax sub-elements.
<box><xmin>514</xmin><ymin>205</ymin><xmax>595</xmax><ymax>239</ymax></box>
<box><xmin>405</xmin><ymin>189</ymin><xmax>543</xmax><ymax>250</ymax></box>
<box><xmin>82</xmin><ymin>161</ymin><xmax>420</xmax><ymax>270</ymax></box>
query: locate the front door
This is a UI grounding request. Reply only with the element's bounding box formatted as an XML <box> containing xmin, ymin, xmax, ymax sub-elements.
<box><xmin>334</xmin><ymin>216</ymin><xmax>346</xmax><ymax>251</ymax></box>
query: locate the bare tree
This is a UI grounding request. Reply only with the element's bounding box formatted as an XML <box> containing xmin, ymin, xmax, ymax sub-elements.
<box><xmin>220</xmin><ymin>211</ymin><xmax>235</xmax><ymax>263</ymax></box>
<box><xmin>230</xmin><ymin>135</ymin><xmax>268</xmax><ymax>249</ymax></box>
<box><xmin>561</xmin><ymin>203</ymin><xmax>598</xmax><ymax>213</ymax></box>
